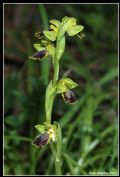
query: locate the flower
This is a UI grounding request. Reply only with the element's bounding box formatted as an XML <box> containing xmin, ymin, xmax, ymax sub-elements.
<box><xmin>29</xmin><ymin>38</ymin><xmax>55</xmax><ymax>61</ymax></box>
<box><xmin>32</xmin><ymin>122</ymin><xmax>57</xmax><ymax>148</ymax></box>
<box><xmin>56</xmin><ymin>78</ymin><xmax>78</xmax><ymax>104</ymax></box>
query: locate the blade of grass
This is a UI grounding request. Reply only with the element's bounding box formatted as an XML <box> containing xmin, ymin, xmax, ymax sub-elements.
<box><xmin>38</xmin><ymin>4</ymin><xmax>50</xmax><ymax>85</ymax></box>
<box><xmin>98</xmin><ymin>67</ymin><xmax>118</xmax><ymax>85</ymax></box>
<box><xmin>109</xmin><ymin>120</ymin><xmax>118</xmax><ymax>168</ymax></box>
<box><xmin>63</xmin><ymin>50</ymin><xmax>91</xmax><ymax>80</ymax></box>
<box><xmin>5</xmin><ymin>135</ymin><xmax>31</xmax><ymax>142</ymax></box>
<box><xmin>63</xmin><ymin>152</ymin><xmax>77</xmax><ymax>174</ymax></box>
<box><xmin>80</xmin><ymin>84</ymin><xmax>104</xmax><ymax>153</ymax></box>
<box><xmin>45</xmin><ymin>156</ymin><xmax>54</xmax><ymax>175</ymax></box>
<box><xmin>59</xmin><ymin>95</ymin><xmax>85</xmax><ymax>128</ymax></box>
<box><xmin>73</xmin><ymin>125</ymin><xmax>114</xmax><ymax>175</ymax></box>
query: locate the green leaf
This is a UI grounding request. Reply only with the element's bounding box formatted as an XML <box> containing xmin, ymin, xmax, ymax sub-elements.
<box><xmin>45</xmin><ymin>81</ymin><xmax>57</xmax><ymax>123</ymax></box>
<box><xmin>57</xmin><ymin>78</ymin><xmax>78</xmax><ymax>93</ymax></box>
<box><xmin>43</xmin><ymin>30</ymin><xmax>57</xmax><ymax>41</ymax></box>
<box><xmin>99</xmin><ymin>67</ymin><xmax>118</xmax><ymax>85</ymax></box>
<box><xmin>4</xmin><ymin>165</ymin><xmax>10</xmax><ymax>175</ymax></box>
<box><xmin>34</xmin><ymin>125</ymin><xmax>46</xmax><ymax>133</ymax></box>
<box><xmin>5</xmin><ymin>116</ymin><xmax>20</xmax><ymax>127</ymax></box>
<box><xmin>63</xmin><ymin>153</ymin><xmax>77</xmax><ymax>174</ymax></box>
<box><xmin>4</xmin><ymin>74</ymin><xmax>18</xmax><ymax>114</ymax></box>
<box><xmin>53</xmin><ymin>121</ymin><xmax>62</xmax><ymax>160</ymax></box>
<box><xmin>50</xmin><ymin>19</ymin><xmax>61</xmax><ymax>28</ymax></box>
<box><xmin>57</xmin><ymin>36</ymin><xmax>65</xmax><ymax>60</ymax></box>
<box><xmin>34</xmin><ymin>44</ymin><xmax>46</xmax><ymax>51</ymax></box>
<box><xmin>67</xmin><ymin>25</ymin><xmax>84</xmax><ymax>36</ymax></box>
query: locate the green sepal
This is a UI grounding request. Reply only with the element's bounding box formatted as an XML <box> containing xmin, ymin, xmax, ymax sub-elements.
<box><xmin>41</xmin><ymin>40</ymin><xmax>52</xmax><ymax>46</ymax></box>
<box><xmin>56</xmin><ymin>83</ymin><xmax>67</xmax><ymax>94</ymax></box>
<box><xmin>67</xmin><ymin>25</ymin><xmax>84</xmax><ymax>36</ymax></box>
<box><xmin>43</xmin><ymin>30</ymin><xmax>57</xmax><ymax>42</ymax></box>
<box><xmin>34</xmin><ymin>124</ymin><xmax>46</xmax><ymax>133</ymax></box>
<box><xmin>44</xmin><ymin>121</ymin><xmax>57</xmax><ymax>132</ymax></box>
<box><xmin>62</xmin><ymin>16</ymin><xmax>76</xmax><ymax>25</ymax></box>
<box><xmin>34</xmin><ymin>44</ymin><xmax>46</xmax><ymax>51</ymax></box>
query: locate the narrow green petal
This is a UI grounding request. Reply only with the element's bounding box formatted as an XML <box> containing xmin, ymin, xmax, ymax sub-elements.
<box><xmin>34</xmin><ymin>125</ymin><xmax>46</xmax><ymax>133</ymax></box>
<box><xmin>50</xmin><ymin>19</ymin><xmax>61</xmax><ymax>28</ymax></box>
<box><xmin>34</xmin><ymin>44</ymin><xmax>46</xmax><ymax>51</ymax></box>
<box><xmin>43</xmin><ymin>30</ymin><xmax>57</xmax><ymax>42</ymax></box>
<box><xmin>67</xmin><ymin>25</ymin><xmax>84</xmax><ymax>36</ymax></box>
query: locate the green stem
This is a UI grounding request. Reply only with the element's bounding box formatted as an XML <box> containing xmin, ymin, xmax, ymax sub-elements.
<box><xmin>45</xmin><ymin>32</ymin><xmax>62</xmax><ymax>174</ymax></box>
<box><xmin>53</xmin><ymin>34</ymin><xmax>61</xmax><ymax>85</ymax></box>
<box><xmin>55</xmin><ymin>124</ymin><xmax>62</xmax><ymax>175</ymax></box>
<box><xmin>55</xmin><ymin>160</ymin><xmax>62</xmax><ymax>175</ymax></box>
<box><xmin>46</xmin><ymin>96</ymin><xmax>54</xmax><ymax>124</ymax></box>
<box><xmin>45</xmin><ymin>34</ymin><xmax>61</xmax><ymax>123</ymax></box>
<box><xmin>50</xmin><ymin>125</ymin><xmax>62</xmax><ymax>175</ymax></box>
<box><xmin>45</xmin><ymin>81</ymin><xmax>56</xmax><ymax>123</ymax></box>
<box><xmin>53</xmin><ymin>59</ymin><xmax>59</xmax><ymax>85</ymax></box>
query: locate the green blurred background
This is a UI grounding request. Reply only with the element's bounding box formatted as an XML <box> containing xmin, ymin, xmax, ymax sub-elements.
<box><xmin>4</xmin><ymin>4</ymin><xmax>118</xmax><ymax>175</ymax></box>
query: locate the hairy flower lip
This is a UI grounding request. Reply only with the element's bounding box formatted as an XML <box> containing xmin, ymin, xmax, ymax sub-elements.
<box><xmin>32</xmin><ymin>132</ymin><xmax>49</xmax><ymax>147</ymax></box>
<box><xmin>29</xmin><ymin>50</ymin><xmax>48</xmax><ymax>60</ymax></box>
<box><xmin>62</xmin><ymin>90</ymin><xmax>77</xmax><ymax>104</ymax></box>
<box><xmin>33</xmin><ymin>50</ymin><xmax>47</xmax><ymax>58</ymax></box>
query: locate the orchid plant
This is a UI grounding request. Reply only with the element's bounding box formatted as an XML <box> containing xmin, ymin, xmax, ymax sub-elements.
<box><xmin>29</xmin><ymin>16</ymin><xmax>84</xmax><ymax>175</ymax></box>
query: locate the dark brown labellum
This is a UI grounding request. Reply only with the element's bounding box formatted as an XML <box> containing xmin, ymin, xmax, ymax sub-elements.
<box><xmin>32</xmin><ymin>133</ymin><xmax>49</xmax><ymax>147</ymax></box>
<box><xmin>63</xmin><ymin>90</ymin><xmax>76</xmax><ymax>104</ymax></box>
<box><xmin>31</xmin><ymin>50</ymin><xmax>47</xmax><ymax>60</ymax></box>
